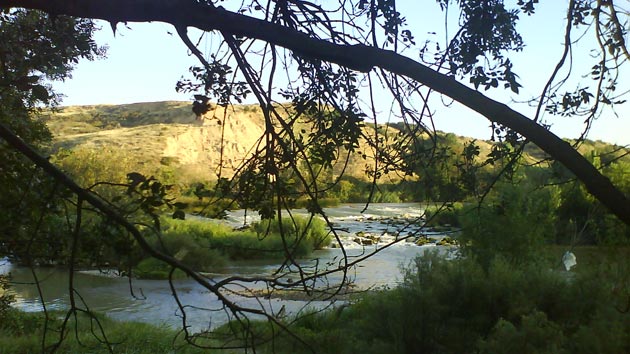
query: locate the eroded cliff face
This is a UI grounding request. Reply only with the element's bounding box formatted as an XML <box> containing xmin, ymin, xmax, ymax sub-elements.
<box><xmin>162</xmin><ymin>110</ymin><xmax>265</xmax><ymax>175</ymax></box>
<box><xmin>49</xmin><ymin>102</ymin><xmax>270</xmax><ymax>182</ymax></box>
<box><xmin>47</xmin><ymin>101</ymin><xmax>399</xmax><ymax>183</ymax></box>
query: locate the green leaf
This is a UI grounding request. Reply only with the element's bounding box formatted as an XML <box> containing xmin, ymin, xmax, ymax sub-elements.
<box><xmin>172</xmin><ymin>202</ymin><xmax>189</xmax><ymax>209</ymax></box>
<box><xmin>127</xmin><ymin>172</ymin><xmax>146</xmax><ymax>187</ymax></box>
<box><xmin>31</xmin><ymin>85</ymin><xmax>49</xmax><ymax>100</ymax></box>
<box><xmin>172</xmin><ymin>210</ymin><xmax>186</xmax><ymax>220</ymax></box>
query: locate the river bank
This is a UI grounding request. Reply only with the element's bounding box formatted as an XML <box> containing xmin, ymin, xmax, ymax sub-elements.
<box><xmin>1</xmin><ymin>203</ymin><xmax>462</xmax><ymax>332</ymax></box>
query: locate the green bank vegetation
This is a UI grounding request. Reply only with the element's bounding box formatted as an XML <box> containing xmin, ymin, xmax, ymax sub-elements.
<box><xmin>195</xmin><ymin>156</ymin><xmax>630</xmax><ymax>353</ymax></box>
<box><xmin>203</xmin><ymin>182</ymin><xmax>630</xmax><ymax>353</ymax></box>
<box><xmin>3</xmin><ymin>244</ymin><xmax>628</xmax><ymax>353</ymax></box>
<box><xmin>2</xmin><ymin>210</ymin><xmax>331</xmax><ymax>279</ymax></box>
<box><xmin>2</xmin><ymin>3</ymin><xmax>630</xmax><ymax>353</ymax></box>
<box><xmin>0</xmin><ymin>309</ymin><xmax>210</xmax><ymax>353</ymax></box>
<box><xmin>219</xmin><ymin>247</ymin><xmax>629</xmax><ymax>354</ymax></box>
<box><xmin>135</xmin><ymin>216</ymin><xmax>331</xmax><ymax>279</ymax></box>
<box><xmin>40</xmin><ymin>104</ymin><xmax>630</xmax><ymax>281</ymax></box>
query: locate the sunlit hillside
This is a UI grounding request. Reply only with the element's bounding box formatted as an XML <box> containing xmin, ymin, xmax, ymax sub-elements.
<box><xmin>40</xmin><ymin>101</ymin><xmax>630</xmax><ymax>186</ymax></box>
<box><xmin>42</xmin><ymin>101</ymin><xmax>411</xmax><ymax>184</ymax></box>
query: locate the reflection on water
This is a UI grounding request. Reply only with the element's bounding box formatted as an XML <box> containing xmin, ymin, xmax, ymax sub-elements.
<box><xmin>2</xmin><ymin>203</ymin><xmax>456</xmax><ymax>332</ymax></box>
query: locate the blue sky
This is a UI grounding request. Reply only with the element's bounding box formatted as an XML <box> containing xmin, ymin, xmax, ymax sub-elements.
<box><xmin>52</xmin><ymin>1</ymin><xmax>629</xmax><ymax>145</ymax></box>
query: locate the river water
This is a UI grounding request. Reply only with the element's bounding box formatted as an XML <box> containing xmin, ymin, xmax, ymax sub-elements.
<box><xmin>1</xmin><ymin>203</ymin><xmax>456</xmax><ymax>332</ymax></box>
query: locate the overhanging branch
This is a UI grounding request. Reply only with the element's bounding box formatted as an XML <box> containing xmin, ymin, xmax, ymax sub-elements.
<box><xmin>0</xmin><ymin>122</ymin><xmax>272</xmax><ymax>320</ymax></box>
<box><xmin>2</xmin><ymin>0</ymin><xmax>629</xmax><ymax>225</ymax></box>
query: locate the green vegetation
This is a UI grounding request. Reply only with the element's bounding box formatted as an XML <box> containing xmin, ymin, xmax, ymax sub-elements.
<box><xmin>0</xmin><ymin>9</ymin><xmax>104</xmax><ymax>276</ymax></box>
<box><xmin>134</xmin><ymin>215</ymin><xmax>330</xmax><ymax>279</ymax></box>
<box><xmin>458</xmin><ymin>182</ymin><xmax>558</xmax><ymax>269</ymax></box>
<box><xmin>39</xmin><ymin>100</ymin><xmax>630</xmax><ymax>237</ymax></box>
<box><xmin>4</xmin><ymin>224</ymin><xmax>628</xmax><ymax>354</ymax></box>
<box><xmin>418</xmin><ymin>143</ymin><xmax>630</xmax><ymax>249</ymax></box>
<box><xmin>0</xmin><ymin>274</ymin><xmax>13</xmax><ymax>316</ymax></box>
<box><xmin>44</xmin><ymin>103</ymin><xmax>630</xmax><ymax>222</ymax></box>
<box><xmin>175</xmin><ymin>194</ymin><xmax>234</xmax><ymax>219</ymax></box>
<box><xmin>252</xmin><ymin>215</ymin><xmax>331</xmax><ymax>252</ymax></box>
<box><xmin>217</xmin><ymin>249</ymin><xmax>630</xmax><ymax>354</ymax></box>
<box><xmin>3</xmin><ymin>2</ymin><xmax>630</xmax><ymax>352</ymax></box>
<box><xmin>20</xmin><ymin>101</ymin><xmax>630</xmax><ymax>276</ymax></box>
<box><xmin>424</xmin><ymin>202</ymin><xmax>463</xmax><ymax>228</ymax></box>
<box><xmin>0</xmin><ymin>309</ymin><xmax>207</xmax><ymax>353</ymax></box>
<box><xmin>202</xmin><ymin>161</ymin><xmax>630</xmax><ymax>353</ymax></box>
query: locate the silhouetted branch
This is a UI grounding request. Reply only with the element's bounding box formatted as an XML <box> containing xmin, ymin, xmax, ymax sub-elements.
<box><xmin>2</xmin><ymin>0</ymin><xmax>628</xmax><ymax>224</ymax></box>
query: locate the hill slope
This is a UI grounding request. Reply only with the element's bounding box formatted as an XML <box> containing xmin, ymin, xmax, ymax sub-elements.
<box><xmin>41</xmin><ymin>101</ymin><xmax>629</xmax><ymax>185</ymax></box>
<box><xmin>45</xmin><ymin>101</ymin><xmax>386</xmax><ymax>183</ymax></box>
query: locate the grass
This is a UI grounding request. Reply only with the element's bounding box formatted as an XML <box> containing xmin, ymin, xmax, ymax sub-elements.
<box><xmin>0</xmin><ymin>309</ymin><xmax>209</xmax><ymax>353</ymax></box>
<box><xmin>177</xmin><ymin>195</ymin><xmax>237</xmax><ymax>218</ymax></box>
<box><xmin>424</xmin><ymin>202</ymin><xmax>464</xmax><ymax>227</ymax></box>
<box><xmin>134</xmin><ymin>216</ymin><xmax>331</xmax><ymax>279</ymax></box>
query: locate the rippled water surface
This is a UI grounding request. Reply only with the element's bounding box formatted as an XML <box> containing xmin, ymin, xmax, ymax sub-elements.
<box><xmin>2</xmin><ymin>203</ymin><xmax>456</xmax><ymax>331</ymax></box>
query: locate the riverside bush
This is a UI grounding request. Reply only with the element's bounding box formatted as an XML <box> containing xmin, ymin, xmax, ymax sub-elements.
<box><xmin>0</xmin><ymin>274</ymin><xmax>12</xmax><ymax>315</ymax></box>
<box><xmin>424</xmin><ymin>202</ymin><xmax>463</xmax><ymax>227</ymax></box>
<box><xmin>252</xmin><ymin>215</ymin><xmax>331</xmax><ymax>252</ymax></box>
<box><xmin>253</xmin><ymin>251</ymin><xmax>629</xmax><ymax>354</ymax></box>
<box><xmin>176</xmin><ymin>194</ymin><xmax>236</xmax><ymax>219</ymax></box>
<box><xmin>458</xmin><ymin>183</ymin><xmax>557</xmax><ymax>269</ymax></box>
<box><xmin>135</xmin><ymin>216</ymin><xmax>331</xmax><ymax>278</ymax></box>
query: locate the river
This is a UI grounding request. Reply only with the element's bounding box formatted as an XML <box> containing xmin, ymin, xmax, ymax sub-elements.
<box><xmin>1</xmin><ymin>203</ymin><xmax>457</xmax><ymax>332</ymax></box>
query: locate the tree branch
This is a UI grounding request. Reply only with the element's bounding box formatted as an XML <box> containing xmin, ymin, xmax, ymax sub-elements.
<box><xmin>2</xmin><ymin>0</ymin><xmax>629</xmax><ymax>224</ymax></box>
<box><xmin>0</xmin><ymin>122</ymin><xmax>270</xmax><ymax>319</ymax></box>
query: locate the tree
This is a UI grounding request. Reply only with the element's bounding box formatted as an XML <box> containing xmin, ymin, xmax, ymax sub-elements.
<box><xmin>1</xmin><ymin>0</ymin><xmax>628</xmax><ymax>223</ymax></box>
<box><xmin>0</xmin><ymin>9</ymin><xmax>104</xmax><ymax>264</ymax></box>
<box><xmin>1</xmin><ymin>0</ymin><xmax>630</xmax><ymax>351</ymax></box>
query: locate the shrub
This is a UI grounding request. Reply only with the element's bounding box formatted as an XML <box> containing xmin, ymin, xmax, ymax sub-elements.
<box><xmin>262</xmin><ymin>251</ymin><xmax>630</xmax><ymax>354</ymax></box>
<box><xmin>424</xmin><ymin>202</ymin><xmax>463</xmax><ymax>227</ymax></box>
<box><xmin>372</xmin><ymin>190</ymin><xmax>401</xmax><ymax>203</ymax></box>
<box><xmin>176</xmin><ymin>194</ymin><xmax>236</xmax><ymax>219</ymax></box>
<box><xmin>142</xmin><ymin>216</ymin><xmax>331</xmax><ymax>270</ymax></box>
<box><xmin>458</xmin><ymin>183</ymin><xmax>557</xmax><ymax>269</ymax></box>
<box><xmin>135</xmin><ymin>219</ymin><xmax>229</xmax><ymax>278</ymax></box>
<box><xmin>134</xmin><ymin>257</ymin><xmax>188</xmax><ymax>279</ymax></box>
<box><xmin>252</xmin><ymin>215</ymin><xmax>331</xmax><ymax>252</ymax></box>
<box><xmin>0</xmin><ymin>274</ymin><xmax>14</xmax><ymax>317</ymax></box>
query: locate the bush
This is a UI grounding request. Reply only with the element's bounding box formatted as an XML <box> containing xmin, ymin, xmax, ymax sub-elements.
<box><xmin>478</xmin><ymin>311</ymin><xmax>565</xmax><ymax>354</ymax></box>
<box><xmin>134</xmin><ymin>257</ymin><xmax>188</xmax><ymax>279</ymax></box>
<box><xmin>252</xmin><ymin>215</ymin><xmax>331</xmax><ymax>252</ymax></box>
<box><xmin>176</xmin><ymin>194</ymin><xmax>236</xmax><ymax>219</ymax></box>
<box><xmin>292</xmin><ymin>197</ymin><xmax>339</xmax><ymax>209</ymax></box>
<box><xmin>261</xmin><ymin>251</ymin><xmax>630</xmax><ymax>354</ymax></box>
<box><xmin>458</xmin><ymin>183</ymin><xmax>557</xmax><ymax>269</ymax></box>
<box><xmin>0</xmin><ymin>309</ymin><xmax>206</xmax><ymax>353</ymax></box>
<box><xmin>134</xmin><ymin>219</ymin><xmax>230</xmax><ymax>278</ymax></box>
<box><xmin>372</xmin><ymin>190</ymin><xmax>401</xmax><ymax>203</ymax></box>
<box><xmin>138</xmin><ymin>216</ymin><xmax>331</xmax><ymax>273</ymax></box>
<box><xmin>0</xmin><ymin>274</ymin><xmax>13</xmax><ymax>315</ymax></box>
<box><xmin>424</xmin><ymin>202</ymin><xmax>463</xmax><ymax>227</ymax></box>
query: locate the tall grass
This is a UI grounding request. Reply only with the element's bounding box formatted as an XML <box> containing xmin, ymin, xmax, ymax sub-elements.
<box><xmin>252</xmin><ymin>215</ymin><xmax>331</xmax><ymax>253</ymax></box>
<box><xmin>135</xmin><ymin>216</ymin><xmax>331</xmax><ymax>278</ymax></box>
<box><xmin>424</xmin><ymin>202</ymin><xmax>464</xmax><ymax>227</ymax></box>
